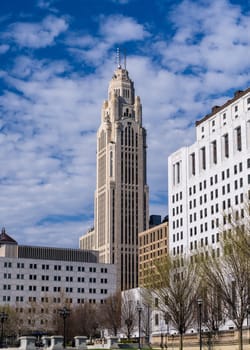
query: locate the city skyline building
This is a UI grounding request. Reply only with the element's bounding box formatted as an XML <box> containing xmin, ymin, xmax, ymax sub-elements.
<box><xmin>0</xmin><ymin>228</ymin><xmax>117</xmax><ymax>312</ymax></box>
<box><xmin>168</xmin><ymin>88</ymin><xmax>250</xmax><ymax>258</ymax></box>
<box><xmin>138</xmin><ymin>218</ymin><xmax>168</xmax><ymax>286</ymax></box>
<box><xmin>80</xmin><ymin>58</ymin><xmax>149</xmax><ymax>290</ymax></box>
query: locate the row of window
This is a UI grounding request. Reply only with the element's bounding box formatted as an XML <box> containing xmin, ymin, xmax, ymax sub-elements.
<box><xmin>2</xmin><ymin>284</ymin><xmax>109</xmax><ymax>295</ymax></box>
<box><xmin>188</xmin><ymin>162</ymin><xmax>247</xmax><ymax>197</ymax></box>
<box><xmin>140</xmin><ymin>248</ymin><xmax>168</xmax><ymax>261</ymax></box>
<box><xmin>3</xmin><ymin>263</ymin><xmax>108</xmax><ymax>274</ymax></box>
<box><xmin>3</xmin><ymin>274</ymin><xmax>108</xmax><ymax>284</ymax></box>
<box><xmin>3</xmin><ymin>296</ymin><xmax>106</xmax><ymax>304</ymax></box>
<box><xmin>172</xmin><ymin>159</ymin><xmax>248</xmax><ymax>204</ymax></box>
<box><xmin>200</xmin><ymin>98</ymin><xmax>250</xmax><ymax>135</ymax></box>
<box><xmin>190</xmin><ymin>232</ymin><xmax>222</xmax><ymax>250</ymax></box>
<box><xmin>190</xmin><ymin>126</ymin><xmax>246</xmax><ymax>177</ymax></box>
<box><xmin>188</xmin><ymin>190</ymin><xmax>245</xmax><ymax>214</ymax></box>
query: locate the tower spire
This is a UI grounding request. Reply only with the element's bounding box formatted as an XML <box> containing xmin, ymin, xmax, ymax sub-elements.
<box><xmin>116</xmin><ymin>48</ymin><xmax>121</xmax><ymax>68</ymax></box>
<box><xmin>123</xmin><ymin>48</ymin><xmax>127</xmax><ymax>70</ymax></box>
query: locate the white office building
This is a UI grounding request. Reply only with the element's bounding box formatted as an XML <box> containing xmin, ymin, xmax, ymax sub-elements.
<box><xmin>168</xmin><ymin>88</ymin><xmax>250</xmax><ymax>257</ymax></box>
<box><xmin>0</xmin><ymin>228</ymin><xmax>117</xmax><ymax>307</ymax></box>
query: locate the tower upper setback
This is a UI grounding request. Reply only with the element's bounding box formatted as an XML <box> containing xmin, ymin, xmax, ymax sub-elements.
<box><xmin>94</xmin><ymin>63</ymin><xmax>149</xmax><ymax>291</ymax></box>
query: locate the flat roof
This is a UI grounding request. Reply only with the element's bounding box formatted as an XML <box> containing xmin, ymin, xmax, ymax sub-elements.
<box><xmin>195</xmin><ymin>87</ymin><xmax>250</xmax><ymax>126</ymax></box>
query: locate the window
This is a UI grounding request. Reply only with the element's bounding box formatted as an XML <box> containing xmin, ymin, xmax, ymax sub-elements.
<box><xmin>223</xmin><ymin>134</ymin><xmax>229</xmax><ymax>158</ymax></box>
<box><xmin>211</xmin><ymin>140</ymin><xmax>217</xmax><ymax>164</ymax></box>
<box><xmin>66</xmin><ymin>265</ymin><xmax>73</xmax><ymax>271</ymax></box>
<box><xmin>201</xmin><ymin>147</ymin><xmax>206</xmax><ymax>170</ymax></box>
<box><xmin>222</xmin><ymin>186</ymin><xmax>225</xmax><ymax>195</ymax></box>
<box><xmin>155</xmin><ymin>314</ymin><xmax>159</xmax><ymax>326</ymax></box>
<box><xmin>173</xmin><ymin>161</ymin><xmax>181</xmax><ymax>184</ymax></box>
<box><xmin>190</xmin><ymin>153</ymin><xmax>196</xmax><ymax>175</ymax></box>
<box><xmin>210</xmin><ymin>177</ymin><xmax>213</xmax><ymax>186</ymax></box>
<box><xmin>235</xmin><ymin>126</ymin><xmax>242</xmax><ymax>151</ymax></box>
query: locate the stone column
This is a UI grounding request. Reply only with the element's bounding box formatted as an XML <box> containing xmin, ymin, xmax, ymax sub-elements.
<box><xmin>19</xmin><ymin>336</ymin><xmax>36</xmax><ymax>350</ymax></box>
<box><xmin>49</xmin><ymin>336</ymin><xmax>63</xmax><ymax>350</ymax></box>
<box><xmin>74</xmin><ymin>336</ymin><xmax>87</xmax><ymax>349</ymax></box>
<box><xmin>106</xmin><ymin>337</ymin><xmax>118</xmax><ymax>349</ymax></box>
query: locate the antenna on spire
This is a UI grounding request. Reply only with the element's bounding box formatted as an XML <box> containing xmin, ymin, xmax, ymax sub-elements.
<box><xmin>123</xmin><ymin>48</ymin><xmax>127</xmax><ymax>70</ymax></box>
<box><xmin>116</xmin><ymin>48</ymin><xmax>121</xmax><ymax>68</ymax></box>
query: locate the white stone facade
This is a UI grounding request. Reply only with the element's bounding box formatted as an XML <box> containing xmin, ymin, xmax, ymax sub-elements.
<box><xmin>168</xmin><ymin>88</ymin><xmax>250</xmax><ymax>256</ymax></box>
<box><xmin>0</xmin><ymin>237</ymin><xmax>117</xmax><ymax>307</ymax></box>
<box><xmin>80</xmin><ymin>64</ymin><xmax>149</xmax><ymax>290</ymax></box>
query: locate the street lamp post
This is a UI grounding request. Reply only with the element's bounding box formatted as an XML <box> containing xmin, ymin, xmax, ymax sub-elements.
<box><xmin>164</xmin><ymin>313</ymin><xmax>169</xmax><ymax>349</ymax></box>
<box><xmin>147</xmin><ymin>304</ymin><xmax>150</xmax><ymax>346</ymax></box>
<box><xmin>197</xmin><ymin>299</ymin><xmax>203</xmax><ymax>350</ymax></box>
<box><xmin>58</xmin><ymin>307</ymin><xmax>70</xmax><ymax>348</ymax></box>
<box><xmin>136</xmin><ymin>303</ymin><xmax>142</xmax><ymax>350</ymax></box>
<box><xmin>0</xmin><ymin>311</ymin><xmax>8</xmax><ymax>348</ymax></box>
<box><xmin>247</xmin><ymin>305</ymin><xmax>250</xmax><ymax>328</ymax></box>
<box><xmin>247</xmin><ymin>305</ymin><xmax>250</xmax><ymax>344</ymax></box>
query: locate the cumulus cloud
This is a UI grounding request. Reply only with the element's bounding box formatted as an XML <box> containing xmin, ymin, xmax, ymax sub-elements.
<box><xmin>4</xmin><ymin>15</ymin><xmax>68</xmax><ymax>48</ymax></box>
<box><xmin>155</xmin><ymin>0</ymin><xmax>250</xmax><ymax>82</ymax></box>
<box><xmin>66</xmin><ymin>15</ymin><xmax>149</xmax><ymax>65</ymax></box>
<box><xmin>99</xmin><ymin>15</ymin><xmax>149</xmax><ymax>43</ymax></box>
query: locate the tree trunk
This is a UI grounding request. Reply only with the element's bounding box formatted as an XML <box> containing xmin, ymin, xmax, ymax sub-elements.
<box><xmin>179</xmin><ymin>332</ymin><xmax>183</xmax><ymax>350</ymax></box>
<box><xmin>238</xmin><ymin>327</ymin><xmax>243</xmax><ymax>350</ymax></box>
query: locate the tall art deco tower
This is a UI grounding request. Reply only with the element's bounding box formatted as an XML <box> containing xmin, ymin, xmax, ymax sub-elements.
<box><xmin>80</xmin><ymin>58</ymin><xmax>149</xmax><ymax>290</ymax></box>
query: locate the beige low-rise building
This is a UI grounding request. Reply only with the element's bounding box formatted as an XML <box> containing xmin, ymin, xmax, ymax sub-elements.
<box><xmin>138</xmin><ymin>219</ymin><xmax>168</xmax><ymax>286</ymax></box>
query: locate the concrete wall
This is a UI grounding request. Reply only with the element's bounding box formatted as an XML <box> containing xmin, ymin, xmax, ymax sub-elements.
<box><xmin>151</xmin><ymin>328</ymin><xmax>250</xmax><ymax>350</ymax></box>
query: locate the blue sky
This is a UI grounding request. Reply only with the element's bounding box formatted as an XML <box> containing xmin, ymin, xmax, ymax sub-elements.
<box><xmin>0</xmin><ymin>0</ymin><xmax>250</xmax><ymax>248</ymax></box>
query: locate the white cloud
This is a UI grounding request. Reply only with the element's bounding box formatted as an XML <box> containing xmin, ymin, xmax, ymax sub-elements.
<box><xmin>4</xmin><ymin>15</ymin><xmax>68</xmax><ymax>48</ymax></box>
<box><xmin>99</xmin><ymin>15</ymin><xmax>149</xmax><ymax>43</ymax></box>
<box><xmin>156</xmin><ymin>0</ymin><xmax>250</xmax><ymax>80</ymax></box>
<box><xmin>66</xmin><ymin>15</ymin><xmax>149</xmax><ymax>65</ymax></box>
<box><xmin>0</xmin><ymin>55</ymin><xmax>110</xmax><ymax>245</ymax></box>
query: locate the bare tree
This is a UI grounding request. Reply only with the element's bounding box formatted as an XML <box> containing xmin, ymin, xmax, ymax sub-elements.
<box><xmin>201</xmin><ymin>227</ymin><xmax>250</xmax><ymax>350</ymax></box>
<box><xmin>99</xmin><ymin>291</ymin><xmax>121</xmax><ymax>336</ymax></box>
<box><xmin>140</xmin><ymin>288</ymin><xmax>154</xmax><ymax>344</ymax></box>
<box><xmin>199</xmin><ymin>285</ymin><xmax>225</xmax><ymax>334</ymax></box>
<box><xmin>121</xmin><ymin>290</ymin><xmax>138</xmax><ymax>339</ymax></box>
<box><xmin>144</xmin><ymin>255</ymin><xmax>200</xmax><ymax>350</ymax></box>
<box><xmin>0</xmin><ymin>305</ymin><xmax>21</xmax><ymax>342</ymax></box>
<box><xmin>70</xmin><ymin>303</ymin><xmax>99</xmax><ymax>339</ymax></box>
